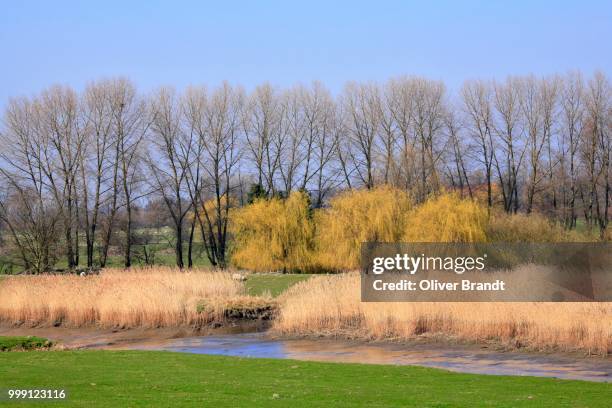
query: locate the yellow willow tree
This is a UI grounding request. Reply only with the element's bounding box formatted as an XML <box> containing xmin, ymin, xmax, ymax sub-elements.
<box><xmin>404</xmin><ymin>193</ymin><xmax>487</xmax><ymax>242</ymax></box>
<box><xmin>315</xmin><ymin>186</ymin><xmax>412</xmax><ymax>270</ymax></box>
<box><xmin>230</xmin><ymin>191</ymin><xmax>314</xmax><ymax>272</ymax></box>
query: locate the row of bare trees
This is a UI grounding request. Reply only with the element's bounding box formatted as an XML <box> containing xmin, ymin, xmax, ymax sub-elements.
<box><xmin>0</xmin><ymin>71</ymin><xmax>610</xmax><ymax>271</ymax></box>
<box><xmin>457</xmin><ymin>72</ymin><xmax>610</xmax><ymax>234</ymax></box>
<box><xmin>0</xmin><ymin>80</ymin><xmax>148</xmax><ymax>272</ymax></box>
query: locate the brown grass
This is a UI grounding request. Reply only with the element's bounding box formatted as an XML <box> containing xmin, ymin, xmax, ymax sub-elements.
<box><xmin>273</xmin><ymin>273</ymin><xmax>612</xmax><ymax>355</ymax></box>
<box><xmin>0</xmin><ymin>268</ymin><xmax>246</xmax><ymax>328</ymax></box>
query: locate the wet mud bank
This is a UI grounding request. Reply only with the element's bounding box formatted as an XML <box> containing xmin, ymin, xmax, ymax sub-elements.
<box><xmin>124</xmin><ymin>333</ymin><xmax>612</xmax><ymax>383</ymax></box>
<box><xmin>2</xmin><ymin>325</ymin><xmax>610</xmax><ymax>383</ymax></box>
<box><xmin>0</xmin><ymin>320</ymin><xmax>270</xmax><ymax>350</ymax></box>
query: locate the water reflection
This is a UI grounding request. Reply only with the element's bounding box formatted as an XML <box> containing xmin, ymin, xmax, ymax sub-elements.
<box><xmin>130</xmin><ymin>333</ymin><xmax>611</xmax><ymax>383</ymax></box>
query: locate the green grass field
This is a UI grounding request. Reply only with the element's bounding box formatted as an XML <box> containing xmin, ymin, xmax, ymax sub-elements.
<box><xmin>0</xmin><ymin>336</ymin><xmax>51</xmax><ymax>351</ymax></box>
<box><xmin>0</xmin><ymin>351</ymin><xmax>609</xmax><ymax>407</ymax></box>
<box><xmin>245</xmin><ymin>274</ymin><xmax>313</xmax><ymax>297</ymax></box>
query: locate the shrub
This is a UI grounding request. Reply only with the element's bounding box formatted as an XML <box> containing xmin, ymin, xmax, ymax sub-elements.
<box><xmin>314</xmin><ymin>186</ymin><xmax>412</xmax><ymax>270</ymax></box>
<box><xmin>603</xmin><ymin>227</ymin><xmax>612</xmax><ymax>242</ymax></box>
<box><xmin>0</xmin><ymin>257</ymin><xmax>15</xmax><ymax>275</ymax></box>
<box><xmin>404</xmin><ymin>193</ymin><xmax>487</xmax><ymax>242</ymax></box>
<box><xmin>230</xmin><ymin>191</ymin><xmax>314</xmax><ymax>272</ymax></box>
<box><xmin>0</xmin><ymin>336</ymin><xmax>52</xmax><ymax>351</ymax></box>
<box><xmin>486</xmin><ymin>211</ymin><xmax>594</xmax><ymax>242</ymax></box>
<box><xmin>246</xmin><ymin>183</ymin><xmax>267</xmax><ymax>204</ymax></box>
<box><xmin>195</xmin><ymin>194</ymin><xmax>235</xmax><ymax>229</ymax></box>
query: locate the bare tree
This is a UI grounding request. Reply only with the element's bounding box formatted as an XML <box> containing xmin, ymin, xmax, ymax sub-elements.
<box><xmin>559</xmin><ymin>72</ymin><xmax>585</xmax><ymax>228</ymax></box>
<box><xmin>378</xmin><ymin>83</ymin><xmax>398</xmax><ymax>185</ymax></box>
<box><xmin>540</xmin><ymin>76</ymin><xmax>561</xmax><ymax>213</ymax></box>
<box><xmin>243</xmin><ymin>83</ymin><xmax>283</xmax><ymax>195</ymax></box>
<box><xmin>306</xmin><ymin>83</ymin><xmax>339</xmax><ymax>206</ymax></box>
<box><xmin>341</xmin><ymin>82</ymin><xmax>380</xmax><ymax>189</ymax></box>
<box><xmin>112</xmin><ymin>79</ymin><xmax>148</xmax><ymax>267</ymax></box>
<box><xmin>443</xmin><ymin>104</ymin><xmax>473</xmax><ymax>198</ymax></box>
<box><xmin>0</xmin><ymin>98</ymin><xmax>61</xmax><ymax>272</ymax></box>
<box><xmin>462</xmin><ymin>80</ymin><xmax>495</xmax><ymax>208</ymax></box>
<box><xmin>37</xmin><ymin>86</ymin><xmax>87</xmax><ymax>268</ymax></box>
<box><xmin>411</xmin><ymin>78</ymin><xmax>446</xmax><ymax>200</ymax></box>
<box><xmin>147</xmin><ymin>87</ymin><xmax>192</xmax><ymax>268</ymax></box>
<box><xmin>492</xmin><ymin>77</ymin><xmax>524</xmax><ymax>212</ymax></box>
<box><xmin>584</xmin><ymin>72</ymin><xmax>611</xmax><ymax>235</ymax></box>
<box><xmin>183</xmin><ymin>82</ymin><xmax>243</xmax><ymax>268</ymax></box>
<box><xmin>80</xmin><ymin>80</ymin><xmax>115</xmax><ymax>267</ymax></box>
<box><xmin>386</xmin><ymin>77</ymin><xmax>417</xmax><ymax>191</ymax></box>
<box><xmin>277</xmin><ymin>86</ymin><xmax>306</xmax><ymax>194</ymax></box>
<box><xmin>520</xmin><ymin>76</ymin><xmax>549</xmax><ymax>213</ymax></box>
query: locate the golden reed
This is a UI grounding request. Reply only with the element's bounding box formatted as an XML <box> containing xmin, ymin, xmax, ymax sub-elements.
<box><xmin>0</xmin><ymin>268</ymin><xmax>242</xmax><ymax>328</ymax></box>
<box><xmin>273</xmin><ymin>273</ymin><xmax>612</xmax><ymax>355</ymax></box>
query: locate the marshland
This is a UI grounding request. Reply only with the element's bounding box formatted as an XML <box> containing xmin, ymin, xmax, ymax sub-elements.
<box><xmin>1</xmin><ymin>267</ymin><xmax>610</xmax><ymax>356</ymax></box>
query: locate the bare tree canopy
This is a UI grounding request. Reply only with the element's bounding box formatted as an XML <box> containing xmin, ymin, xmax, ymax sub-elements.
<box><xmin>1</xmin><ymin>71</ymin><xmax>610</xmax><ymax>271</ymax></box>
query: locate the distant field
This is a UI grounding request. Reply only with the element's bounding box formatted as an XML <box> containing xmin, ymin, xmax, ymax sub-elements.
<box><xmin>245</xmin><ymin>274</ymin><xmax>313</xmax><ymax>297</ymax></box>
<box><xmin>0</xmin><ymin>351</ymin><xmax>609</xmax><ymax>407</ymax></box>
<box><xmin>0</xmin><ymin>227</ymin><xmax>218</xmax><ymax>273</ymax></box>
<box><xmin>0</xmin><ymin>244</ymin><xmax>213</xmax><ymax>274</ymax></box>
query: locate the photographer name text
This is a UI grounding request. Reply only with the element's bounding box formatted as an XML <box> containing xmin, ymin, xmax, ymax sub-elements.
<box><xmin>372</xmin><ymin>279</ymin><xmax>506</xmax><ymax>292</ymax></box>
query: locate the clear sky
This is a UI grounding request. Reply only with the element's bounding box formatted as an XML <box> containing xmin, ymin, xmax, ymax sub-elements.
<box><xmin>0</xmin><ymin>0</ymin><xmax>610</xmax><ymax>106</ymax></box>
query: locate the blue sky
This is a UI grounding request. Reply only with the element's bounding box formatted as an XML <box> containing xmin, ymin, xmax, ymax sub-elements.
<box><xmin>0</xmin><ymin>0</ymin><xmax>610</xmax><ymax>106</ymax></box>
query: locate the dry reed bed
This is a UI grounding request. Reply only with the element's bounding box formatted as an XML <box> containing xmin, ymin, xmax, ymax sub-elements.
<box><xmin>0</xmin><ymin>268</ymin><xmax>244</xmax><ymax>328</ymax></box>
<box><xmin>273</xmin><ymin>273</ymin><xmax>612</xmax><ymax>356</ymax></box>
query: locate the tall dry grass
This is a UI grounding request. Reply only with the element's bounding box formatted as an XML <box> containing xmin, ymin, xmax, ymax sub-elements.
<box><xmin>0</xmin><ymin>268</ymin><xmax>243</xmax><ymax>328</ymax></box>
<box><xmin>273</xmin><ymin>273</ymin><xmax>612</xmax><ymax>355</ymax></box>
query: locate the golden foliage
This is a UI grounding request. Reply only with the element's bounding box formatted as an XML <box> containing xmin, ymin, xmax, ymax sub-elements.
<box><xmin>188</xmin><ymin>194</ymin><xmax>235</xmax><ymax>227</ymax></box>
<box><xmin>470</xmin><ymin>182</ymin><xmax>503</xmax><ymax>207</ymax></box>
<box><xmin>230</xmin><ymin>191</ymin><xmax>314</xmax><ymax>272</ymax></box>
<box><xmin>486</xmin><ymin>211</ymin><xmax>592</xmax><ymax>242</ymax></box>
<box><xmin>314</xmin><ymin>186</ymin><xmax>412</xmax><ymax>270</ymax></box>
<box><xmin>228</xmin><ymin>187</ymin><xmax>600</xmax><ymax>272</ymax></box>
<box><xmin>604</xmin><ymin>227</ymin><xmax>612</xmax><ymax>242</ymax></box>
<box><xmin>404</xmin><ymin>193</ymin><xmax>487</xmax><ymax>242</ymax></box>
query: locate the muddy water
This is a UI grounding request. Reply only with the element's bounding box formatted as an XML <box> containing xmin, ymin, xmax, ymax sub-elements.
<box><xmin>2</xmin><ymin>327</ymin><xmax>610</xmax><ymax>383</ymax></box>
<box><xmin>122</xmin><ymin>333</ymin><xmax>611</xmax><ymax>382</ymax></box>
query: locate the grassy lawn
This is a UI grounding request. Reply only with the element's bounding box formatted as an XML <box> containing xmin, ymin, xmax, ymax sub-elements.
<box><xmin>0</xmin><ymin>336</ymin><xmax>51</xmax><ymax>351</ymax></box>
<box><xmin>0</xmin><ymin>351</ymin><xmax>609</xmax><ymax>407</ymax></box>
<box><xmin>245</xmin><ymin>274</ymin><xmax>313</xmax><ymax>297</ymax></box>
